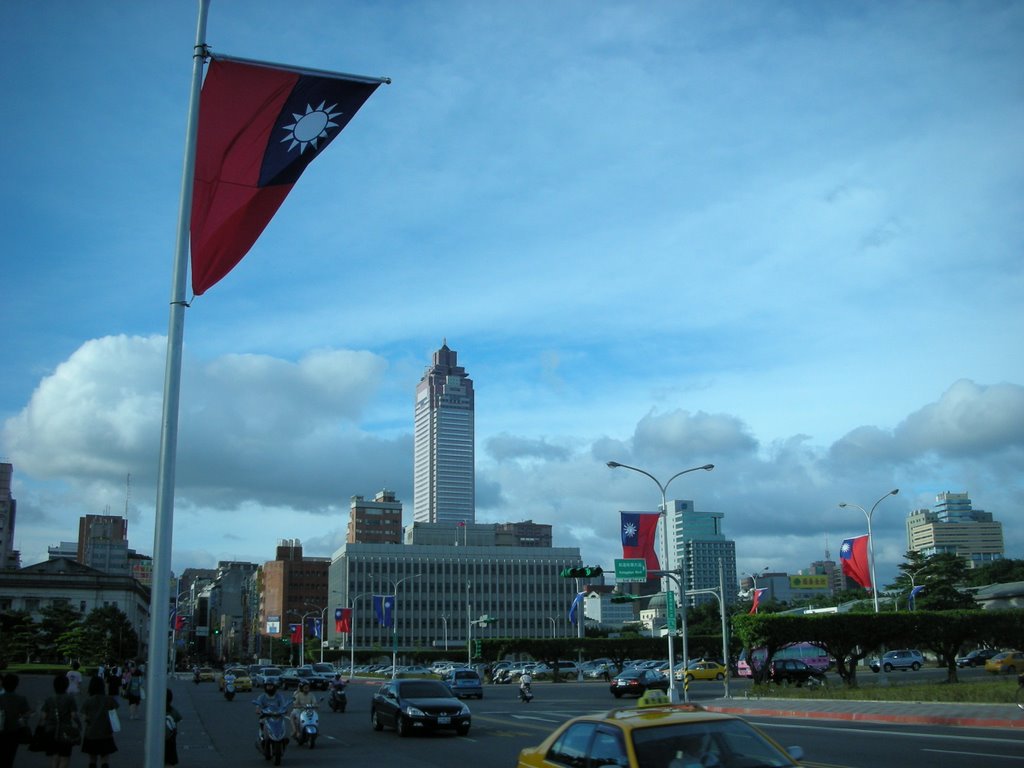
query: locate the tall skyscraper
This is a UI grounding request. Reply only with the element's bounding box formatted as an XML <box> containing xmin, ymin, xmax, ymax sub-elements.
<box><xmin>664</xmin><ymin>500</ymin><xmax>738</xmax><ymax>608</ymax></box>
<box><xmin>906</xmin><ymin>491</ymin><xmax>1004</xmax><ymax>568</ymax></box>
<box><xmin>413</xmin><ymin>341</ymin><xmax>475</xmax><ymax>525</ymax></box>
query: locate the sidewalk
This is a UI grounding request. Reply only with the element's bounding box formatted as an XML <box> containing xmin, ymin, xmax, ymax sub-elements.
<box><xmin>703</xmin><ymin>695</ymin><xmax>1023</xmax><ymax>730</ymax></box>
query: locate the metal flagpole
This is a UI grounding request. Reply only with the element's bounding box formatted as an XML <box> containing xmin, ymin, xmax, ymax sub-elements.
<box><xmin>143</xmin><ymin>2</ymin><xmax>210</xmax><ymax>767</ymax></box>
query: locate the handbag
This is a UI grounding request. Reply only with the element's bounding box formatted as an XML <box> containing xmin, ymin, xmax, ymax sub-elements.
<box><xmin>108</xmin><ymin>708</ymin><xmax>122</xmax><ymax>733</ymax></box>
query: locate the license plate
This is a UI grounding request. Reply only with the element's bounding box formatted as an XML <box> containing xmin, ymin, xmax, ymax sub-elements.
<box><xmin>437</xmin><ymin>716</ymin><xmax>451</xmax><ymax>725</ymax></box>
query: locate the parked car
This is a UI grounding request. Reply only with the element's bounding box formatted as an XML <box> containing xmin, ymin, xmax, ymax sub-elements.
<box><xmin>516</xmin><ymin>700</ymin><xmax>808</xmax><ymax>768</ymax></box>
<box><xmin>869</xmin><ymin>649</ymin><xmax>924</xmax><ymax>673</ymax></box>
<box><xmin>370</xmin><ymin>678</ymin><xmax>471</xmax><ymax>736</ymax></box>
<box><xmin>610</xmin><ymin>669</ymin><xmax>669</xmax><ymax>698</ymax></box>
<box><xmin>444</xmin><ymin>668</ymin><xmax>483</xmax><ymax>699</ymax></box>
<box><xmin>766</xmin><ymin>659</ymin><xmax>826</xmax><ymax>687</ymax></box>
<box><xmin>985</xmin><ymin>650</ymin><xmax>1024</xmax><ymax>675</ymax></box>
<box><xmin>955</xmin><ymin>648</ymin><xmax>999</xmax><ymax>668</ymax></box>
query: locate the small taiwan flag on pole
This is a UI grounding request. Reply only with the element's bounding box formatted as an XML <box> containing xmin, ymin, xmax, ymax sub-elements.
<box><xmin>840</xmin><ymin>535</ymin><xmax>872</xmax><ymax>589</ymax></box>
<box><xmin>190</xmin><ymin>56</ymin><xmax>388</xmax><ymax>295</ymax></box>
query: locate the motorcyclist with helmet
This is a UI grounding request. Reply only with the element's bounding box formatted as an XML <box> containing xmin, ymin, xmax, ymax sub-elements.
<box><xmin>253</xmin><ymin>681</ymin><xmax>289</xmax><ymax>718</ymax></box>
<box><xmin>328</xmin><ymin>673</ymin><xmax>347</xmax><ymax>712</ymax></box>
<box><xmin>290</xmin><ymin>681</ymin><xmax>318</xmax><ymax>736</ymax></box>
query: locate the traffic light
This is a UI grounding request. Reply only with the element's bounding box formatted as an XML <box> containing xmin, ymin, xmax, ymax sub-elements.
<box><xmin>473</xmin><ymin>640</ymin><xmax>482</xmax><ymax>658</ymax></box>
<box><xmin>610</xmin><ymin>592</ymin><xmax>640</xmax><ymax>603</ymax></box>
<box><xmin>560</xmin><ymin>566</ymin><xmax>603</xmax><ymax>578</ymax></box>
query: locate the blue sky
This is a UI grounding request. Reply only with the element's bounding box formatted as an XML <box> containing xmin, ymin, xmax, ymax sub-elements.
<box><xmin>2</xmin><ymin>1</ymin><xmax>1022</xmax><ymax>588</ymax></box>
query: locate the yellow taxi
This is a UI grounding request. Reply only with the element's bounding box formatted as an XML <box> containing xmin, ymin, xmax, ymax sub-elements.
<box><xmin>516</xmin><ymin>691</ymin><xmax>835</xmax><ymax>767</ymax></box>
<box><xmin>677</xmin><ymin>660</ymin><xmax>728</xmax><ymax>683</ymax></box>
<box><xmin>984</xmin><ymin>650</ymin><xmax>1024</xmax><ymax>675</ymax></box>
<box><xmin>195</xmin><ymin>666</ymin><xmax>216</xmax><ymax>682</ymax></box>
<box><xmin>217</xmin><ymin>666</ymin><xmax>253</xmax><ymax>692</ymax></box>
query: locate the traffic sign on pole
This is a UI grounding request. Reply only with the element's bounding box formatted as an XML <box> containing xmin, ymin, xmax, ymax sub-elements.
<box><xmin>614</xmin><ymin>558</ymin><xmax>647</xmax><ymax>582</ymax></box>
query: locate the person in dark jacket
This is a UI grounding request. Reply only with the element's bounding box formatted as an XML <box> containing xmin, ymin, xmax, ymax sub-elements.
<box><xmin>0</xmin><ymin>673</ymin><xmax>32</xmax><ymax>768</ymax></box>
<box><xmin>81</xmin><ymin>675</ymin><xmax>119</xmax><ymax>768</ymax></box>
<box><xmin>41</xmin><ymin>672</ymin><xmax>81</xmax><ymax>768</ymax></box>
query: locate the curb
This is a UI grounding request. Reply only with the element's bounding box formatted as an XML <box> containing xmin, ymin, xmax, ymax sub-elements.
<box><xmin>703</xmin><ymin>703</ymin><xmax>1022</xmax><ymax>730</ymax></box>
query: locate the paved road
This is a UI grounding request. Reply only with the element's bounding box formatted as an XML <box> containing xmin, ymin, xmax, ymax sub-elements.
<box><xmin>9</xmin><ymin>673</ymin><xmax>1020</xmax><ymax>767</ymax></box>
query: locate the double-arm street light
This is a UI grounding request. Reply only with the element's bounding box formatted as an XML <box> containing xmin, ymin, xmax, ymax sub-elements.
<box><xmin>305</xmin><ymin>603</ymin><xmax>330</xmax><ymax>663</ymax></box>
<box><xmin>607</xmin><ymin>460</ymin><xmax>714</xmax><ymax>704</ymax></box>
<box><xmin>839</xmin><ymin>488</ymin><xmax>899</xmax><ymax>613</ymax></box>
<box><xmin>347</xmin><ymin>592</ymin><xmax>371</xmax><ymax>679</ymax></box>
<box><xmin>388</xmin><ymin>574</ymin><xmax>422</xmax><ymax>677</ymax></box>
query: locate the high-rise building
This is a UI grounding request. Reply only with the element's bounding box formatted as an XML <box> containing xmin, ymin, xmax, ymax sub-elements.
<box><xmin>77</xmin><ymin>515</ymin><xmax>130</xmax><ymax>575</ymax></box>
<box><xmin>906</xmin><ymin>491</ymin><xmax>1004</xmax><ymax>568</ymax></box>
<box><xmin>348</xmin><ymin>490</ymin><xmax>403</xmax><ymax>544</ymax></box>
<box><xmin>261</xmin><ymin>540</ymin><xmax>329</xmax><ymax>646</ymax></box>
<box><xmin>0</xmin><ymin>463</ymin><xmax>20</xmax><ymax>570</ymax></box>
<box><xmin>664</xmin><ymin>500</ymin><xmax>738</xmax><ymax>608</ymax></box>
<box><xmin>413</xmin><ymin>341</ymin><xmax>475</xmax><ymax>525</ymax></box>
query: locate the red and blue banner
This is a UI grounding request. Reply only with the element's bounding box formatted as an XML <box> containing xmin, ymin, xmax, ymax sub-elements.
<box><xmin>621</xmin><ymin>511</ymin><xmax>660</xmax><ymax>578</ymax></box>
<box><xmin>191</xmin><ymin>57</ymin><xmax>384</xmax><ymax>295</ymax></box>
<box><xmin>840</xmin><ymin>535</ymin><xmax>872</xmax><ymax>589</ymax></box>
<box><xmin>335</xmin><ymin>607</ymin><xmax>352</xmax><ymax>634</ymax></box>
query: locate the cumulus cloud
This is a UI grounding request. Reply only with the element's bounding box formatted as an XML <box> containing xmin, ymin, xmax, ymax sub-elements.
<box><xmin>486</xmin><ymin>433</ymin><xmax>571</xmax><ymax>462</ymax></box>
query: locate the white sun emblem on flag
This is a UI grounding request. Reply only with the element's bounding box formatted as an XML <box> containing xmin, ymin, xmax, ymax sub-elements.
<box><xmin>281</xmin><ymin>101</ymin><xmax>342</xmax><ymax>153</ymax></box>
<box><xmin>623</xmin><ymin>522</ymin><xmax>637</xmax><ymax>538</ymax></box>
<box><xmin>840</xmin><ymin>542</ymin><xmax>850</xmax><ymax>555</ymax></box>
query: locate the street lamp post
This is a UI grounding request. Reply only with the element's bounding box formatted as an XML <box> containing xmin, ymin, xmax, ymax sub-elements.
<box><xmin>348</xmin><ymin>593</ymin><xmax>370</xmax><ymax>679</ymax></box>
<box><xmin>547</xmin><ymin>617</ymin><xmax>556</xmax><ymax>638</ymax></box>
<box><xmin>388</xmin><ymin>574</ymin><xmax>421</xmax><ymax>677</ymax></box>
<box><xmin>839</xmin><ymin>489</ymin><xmax>899</xmax><ymax>613</ymax></box>
<box><xmin>304</xmin><ymin>604</ymin><xmax>329</xmax><ymax>663</ymax></box>
<box><xmin>607</xmin><ymin>460</ymin><xmax>714</xmax><ymax>703</ymax></box>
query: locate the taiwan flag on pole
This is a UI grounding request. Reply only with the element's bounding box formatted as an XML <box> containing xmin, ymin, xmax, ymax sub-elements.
<box><xmin>621</xmin><ymin>512</ymin><xmax>660</xmax><ymax>578</ymax></box>
<box><xmin>190</xmin><ymin>56</ymin><xmax>387</xmax><ymax>295</ymax></box>
<box><xmin>749</xmin><ymin>588</ymin><xmax>767</xmax><ymax>614</ymax></box>
<box><xmin>289</xmin><ymin>623</ymin><xmax>303</xmax><ymax>644</ymax></box>
<box><xmin>372</xmin><ymin>595</ymin><xmax>394</xmax><ymax>628</ymax></box>
<box><xmin>840</xmin><ymin>534</ymin><xmax>872</xmax><ymax>589</ymax></box>
<box><xmin>335</xmin><ymin>607</ymin><xmax>352</xmax><ymax>634</ymax></box>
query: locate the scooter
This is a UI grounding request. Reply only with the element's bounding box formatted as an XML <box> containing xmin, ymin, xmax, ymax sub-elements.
<box><xmin>518</xmin><ymin>682</ymin><xmax>533</xmax><ymax>703</ymax></box>
<box><xmin>256</xmin><ymin>705</ymin><xmax>289</xmax><ymax>766</ymax></box>
<box><xmin>328</xmin><ymin>685</ymin><xmax>347</xmax><ymax>713</ymax></box>
<box><xmin>224</xmin><ymin>678</ymin><xmax>236</xmax><ymax>701</ymax></box>
<box><xmin>293</xmin><ymin>704</ymin><xmax>319</xmax><ymax>749</ymax></box>
<box><xmin>192</xmin><ymin>669</ymin><xmax>201</xmax><ymax>685</ymax></box>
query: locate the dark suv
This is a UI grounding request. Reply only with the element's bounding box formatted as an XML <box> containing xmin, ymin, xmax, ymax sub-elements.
<box><xmin>766</xmin><ymin>659</ymin><xmax>826</xmax><ymax>687</ymax></box>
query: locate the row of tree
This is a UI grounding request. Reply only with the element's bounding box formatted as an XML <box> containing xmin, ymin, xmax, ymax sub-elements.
<box><xmin>0</xmin><ymin>603</ymin><xmax>139</xmax><ymax>667</ymax></box>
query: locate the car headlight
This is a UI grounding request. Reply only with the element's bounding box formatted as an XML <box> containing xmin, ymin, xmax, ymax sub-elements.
<box><xmin>404</xmin><ymin>705</ymin><xmax>426</xmax><ymax>717</ymax></box>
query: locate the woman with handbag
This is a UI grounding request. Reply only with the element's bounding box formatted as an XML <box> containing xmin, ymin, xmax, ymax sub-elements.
<box><xmin>0</xmin><ymin>673</ymin><xmax>31</xmax><ymax>768</ymax></box>
<box><xmin>41</xmin><ymin>672</ymin><xmax>81</xmax><ymax>768</ymax></box>
<box><xmin>80</xmin><ymin>675</ymin><xmax>119</xmax><ymax>768</ymax></box>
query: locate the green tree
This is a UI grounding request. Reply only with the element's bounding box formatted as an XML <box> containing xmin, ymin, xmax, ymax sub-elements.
<box><xmin>966</xmin><ymin>558</ymin><xmax>1024</xmax><ymax>587</ymax></box>
<box><xmin>82</xmin><ymin>605</ymin><xmax>139</xmax><ymax>662</ymax></box>
<box><xmin>37</xmin><ymin>602</ymin><xmax>85</xmax><ymax>662</ymax></box>
<box><xmin>0</xmin><ymin>611</ymin><xmax>38</xmax><ymax>664</ymax></box>
<box><xmin>889</xmin><ymin>553</ymin><xmax>976</xmax><ymax>611</ymax></box>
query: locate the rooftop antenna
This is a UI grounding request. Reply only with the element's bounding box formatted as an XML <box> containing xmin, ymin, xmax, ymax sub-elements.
<box><xmin>824</xmin><ymin>533</ymin><xmax>830</xmax><ymax>562</ymax></box>
<box><xmin>124</xmin><ymin>473</ymin><xmax>132</xmax><ymax>516</ymax></box>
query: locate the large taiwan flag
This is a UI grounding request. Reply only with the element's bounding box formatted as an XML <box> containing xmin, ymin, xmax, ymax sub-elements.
<box><xmin>840</xmin><ymin>534</ymin><xmax>872</xmax><ymax>589</ymax></box>
<box><xmin>620</xmin><ymin>511</ymin><xmax>660</xmax><ymax>579</ymax></box>
<box><xmin>190</xmin><ymin>56</ymin><xmax>385</xmax><ymax>295</ymax></box>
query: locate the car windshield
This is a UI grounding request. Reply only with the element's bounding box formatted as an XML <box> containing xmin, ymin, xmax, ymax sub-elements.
<box><xmin>400</xmin><ymin>681</ymin><xmax>451</xmax><ymax>698</ymax></box>
<box><xmin>631</xmin><ymin>719</ymin><xmax>793</xmax><ymax>768</ymax></box>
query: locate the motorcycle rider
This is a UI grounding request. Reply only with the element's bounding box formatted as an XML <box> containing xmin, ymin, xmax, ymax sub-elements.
<box><xmin>328</xmin><ymin>673</ymin><xmax>347</xmax><ymax>711</ymax></box>
<box><xmin>253</xmin><ymin>681</ymin><xmax>289</xmax><ymax>721</ymax></box>
<box><xmin>223</xmin><ymin>668</ymin><xmax>237</xmax><ymax>699</ymax></box>
<box><xmin>519</xmin><ymin>671</ymin><xmax>533</xmax><ymax>702</ymax></box>
<box><xmin>290</xmin><ymin>681</ymin><xmax>318</xmax><ymax>737</ymax></box>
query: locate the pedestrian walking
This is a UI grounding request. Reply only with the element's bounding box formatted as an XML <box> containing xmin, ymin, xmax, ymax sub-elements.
<box><xmin>41</xmin><ymin>673</ymin><xmax>82</xmax><ymax>768</ymax></box>
<box><xmin>81</xmin><ymin>675</ymin><xmax>119</xmax><ymax>768</ymax></box>
<box><xmin>0</xmin><ymin>673</ymin><xmax>32</xmax><ymax>768</ymax></box>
